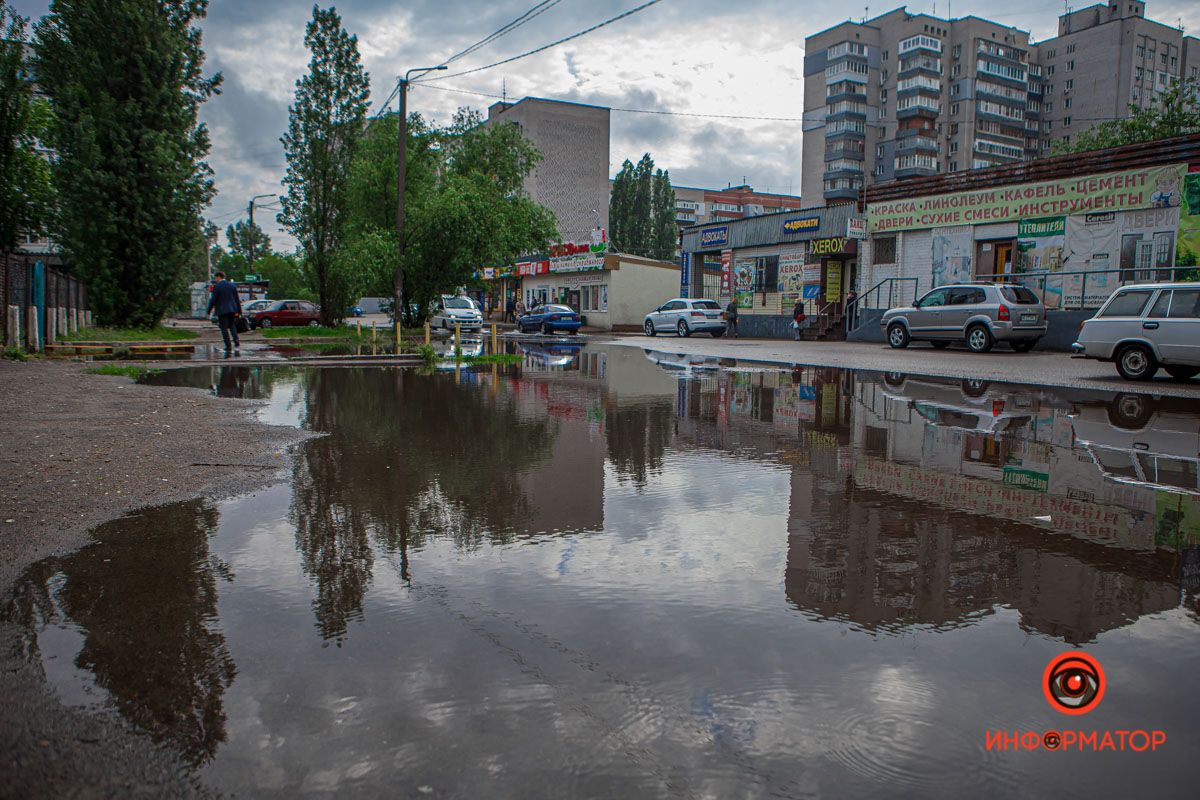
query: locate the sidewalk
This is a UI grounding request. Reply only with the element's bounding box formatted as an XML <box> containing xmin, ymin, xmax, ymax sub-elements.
<box><xmin>605</xmin><ymin>334</ymin><xmax>1200</xmax><ymax>399</ymax></box>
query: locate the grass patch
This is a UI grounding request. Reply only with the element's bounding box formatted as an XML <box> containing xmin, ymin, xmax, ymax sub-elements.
<box><xmin>460</xmin><ymin>353</ymin><xmax>523</xmax><ymax>365</ymax></box>
<box><xmin>260</xmin><ymin>326</ymin><xmax>359</xmax><ymax>339</ymax></box>
<box><xmin>87</xmin><ymin>364</ymin><xmax>163</xmax><ymax>380</ymax></box>
<box><xmin>62</xmin><ymin>326</ymin><xmax>196</xmax><ymax>342</ymax></box>
<box><xmin>416</xmin><ymin>343</ymin><xmax>437</xmax><ymax>366</ymax></box>
<box><xmin>3</xmin><ymin>347</ymin><xmax>29</xmax><ymax>361</ymax></box>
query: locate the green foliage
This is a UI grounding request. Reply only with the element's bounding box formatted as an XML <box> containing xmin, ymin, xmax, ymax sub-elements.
<box><xmin>461</xmin><ymin>353</ymin><xmax>522</xmax><ymax>365</ymax></box>
<box><xmin>343</xmin><ymin>106</ymin><xmax>557</xmax><ymax>326</ymax></box>
<box><xmin>1054</xmin><ymin>77</ymin><xmax>1200</xmax><ymax>155</ymax></box>
<box><xmin>0</xmin><ymin>4</ymin><xmax>54</xmax><ymax>250</ymax></box>
<box><xmin>260</xmin><ymin>325</ymin><xmax>357</xmax><ymax>339</ymax></box>
<box><xmin>252</xmin><ymin>252</ymin><xmax>312</xmax><ymax>300</ymax></box>
<box><xmin>225</xmin><ymin>219</ymin><xmax>272</xmax><ymax>263</ymax></box>
<box><xmin>3</xmin><ymin>346</ymin><xmax>28</xmax><ymax>361</ymax></box>
<box><xmin>609</xmin><ymin>153</ymin><xmax>676</xmax><ymax>259</ymax></box>
<box><xmin>87</xmin><ymin>364</ymin><xmax>163</xmax><ymax>380</ymax></box>
<box><xmin>35</xmin><ymin>0</ymin><xmax>219</xmax><ymax>328</ymax></box>
<box><xmin>415</xmin><ymin>343</ymin><xmax>437</xmax><ymax>365</ymax></box>
<box><xmin>278</xmin><ymin>5</ymin><xmax>370</xmax><ymax>328</ymax></box>
<box><xmin>62</xmin><ymin>326</ymin><xmax>197</xmax><ymax>342</ymax></box>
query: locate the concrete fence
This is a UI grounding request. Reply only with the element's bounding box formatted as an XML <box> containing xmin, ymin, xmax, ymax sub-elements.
<box><xmin>1</xmin><ymin>253</ymin><xmax>90</xmax><ymax>352</ymax></box>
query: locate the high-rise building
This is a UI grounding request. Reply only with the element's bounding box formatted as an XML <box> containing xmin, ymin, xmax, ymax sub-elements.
<box><xmin>1035</xmin><ymin>2</ymin><xmax>1200</xmax><ymax>151</ymax></box>
<box><xmin>486</xmin><ymin>97</ymin><xmax>611</xmax><ymax>244</ymax></box>
<box><xmin>801</xmin><ymin>2</ymin><xmax>1199</xmax><ymax>207</ymax></box>
<box><xmin>670</xmin><ymin>184</ymin><xmax>804</xmax><ymax>230</ymax></box>
<box><xmin>802</xmin><ymin>8</ymin><xmax>1041</xmax><ymax>206</ymax></box>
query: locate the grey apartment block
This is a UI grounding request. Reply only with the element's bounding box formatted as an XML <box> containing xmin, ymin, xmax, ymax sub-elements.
<box><xmin>487</xmin><ymin>97</ymin><xmax>611</xmax><ymax>244</ymax></box>
<box><xmin>1034</xmin><ymin>1</ymin><xmax>1199</xmax><ymax>151</ymax></box>
<box><xmin>801</xmin><ymin>2</ymin><xmax>1197</xmax><ymax>207</ymax></box>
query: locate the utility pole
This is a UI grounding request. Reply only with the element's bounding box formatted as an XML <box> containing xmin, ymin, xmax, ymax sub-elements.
<box><xmin>394</xmin><ymin>66</ymin><xmax>446</xmax><ymax>326</ymax></box>
<box><xmin>247</xmin><ymin>193</ymin><xmax>275</xmax><ymax>277</ymax></box>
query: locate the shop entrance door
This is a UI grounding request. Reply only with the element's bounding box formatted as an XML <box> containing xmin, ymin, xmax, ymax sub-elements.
<box><xmin>566</xmin><ymin>289</ymin><xmax>581</xmax><ymax>313</ymax></box>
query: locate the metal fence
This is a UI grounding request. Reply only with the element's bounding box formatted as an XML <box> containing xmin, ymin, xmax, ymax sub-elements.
<box><xmin>2</xmin><ymin>252</ymin><xmax>91</xmax><ymax>351</ymax></box>
<box><xmin>971</xmin><ymin>268</ymin><xmax>1200</xmax><ymax>310</ymax></box>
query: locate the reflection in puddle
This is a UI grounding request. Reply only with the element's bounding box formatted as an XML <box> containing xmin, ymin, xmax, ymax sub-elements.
<box><xmin>10</xmin><ymin>347</ymin><xmax>1200</xmax><ymax>796</ymax></box>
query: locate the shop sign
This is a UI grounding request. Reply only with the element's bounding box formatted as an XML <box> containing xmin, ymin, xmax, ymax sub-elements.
<box><xmin>549</xmin><ymin>240</ymin><xmax>607</xmax><ymax>258</ymax></box>
<box><xmin>680</xmin><ymin>252</ymin><xmax>690</xmax><ymax>297</ymax></box>
<box><xmin>549</xmin><ymin>255</ymin><xmax>605</xmax><ymax>273</ymax></box>
<box><xmin>776</xmin><ymin>255</ymin><xmax>806</xmax><ymax>296</ymax></box>
<box><xmin>802</xmin><ymin>285</ymin><xmax>821</xmax><ymax>299</ymax></box>
<box><xmin>565</xmin><ymin>273</ymin><xmax>606</xmax><ymax>289</ymax></box>
<box><xmin>867</xmin><ymin>163</ymin><xmax>1187</xmax><ymax>233</ymax></box>
<box><xmin>483</xmin><ymin>267</ymin><xmax>495</xmax><ymax>279</ymax></box>
<box><xmin>719</xmin><ymin>249</ymin><xmax>732</xmax><ymax>295</ymax></box>
<box><xmin>701</xmin><ymin>226</ymin><xmax>729</xmax><ymax>248</ymax></box>
<box><xmin>810</xmin><ymin>237</ymin><xmax>849</xmax><ymax>256</ymax></box>
<box><xmin>518</xmin><ymin>260</ymin><xmax>550</xmax><ymax>276</ymax></box>
<box><xmin>846</xmin><ymin>217</ymin><xmax>867</xmax><ymax>239</ymax></box>
<box><xmin>782</xmin><ymin>216</ymin><xmax>820</xmax><ymax>235</ymax></box>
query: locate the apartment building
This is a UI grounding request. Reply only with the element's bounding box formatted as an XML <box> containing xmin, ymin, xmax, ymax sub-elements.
<box><xmin>1035</xmin><ymin>2</ymin><xmax>1200</xmax><ymax>151</ymax></box>
<box><xmin>487</xmin><ymin>97</ymin><xmax>611</xmax><ymax>244</ymax></box>
<box><xmin>671</xmin><ymin>184</ymin><xmax>804</xmax><ymax>230</ymax></box>
<box><xmin>802</xmin><ymin>8</ymin><xmax>1041</xmax><ymax>206</ymax></box>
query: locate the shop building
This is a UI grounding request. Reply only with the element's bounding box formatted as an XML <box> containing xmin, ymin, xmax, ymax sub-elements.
<box><xmin>484</xmin><ymin>241</ymin><xmax>679</xmax><ymax>331</ymax></box>
<box><xmin>852</xmin><ymin>132</ymin><xmax>1200</xmax><ymax>348</ymax></box>
<box><xmin>680</xmin><ymin>205</ymin><xmax>864</xmax><ymax>338</ymax></box>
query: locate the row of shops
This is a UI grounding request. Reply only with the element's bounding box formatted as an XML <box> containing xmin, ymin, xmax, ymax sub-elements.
<box><xmin>679</xmin><ymin>134</ymin><xmax>1200</xmax><ymax>344</ymax></box>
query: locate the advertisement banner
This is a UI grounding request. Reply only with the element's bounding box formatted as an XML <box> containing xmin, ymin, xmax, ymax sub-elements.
<box><xmin>783</xmin><ymin>216</ymin><xmax>821</xmax><ymax>235</ymax></box>
<box><xmin>1016</xmin><ymin>216</ymin><xmax>1065</xmax><ymax>274</ymax></box>
<box><xmin>867</xmin><ymin>163</ymin><xmax>1187</xmax><ymax>233</ymax></box>
<box><xmin>719</xmin><ymin>250</ymin><xmax>732</xmax><ymax>297</ymax></box>
<box><xmin>701</xmin><ymin>227</ymin><xmax>730</xmax><ymax>248</ymax></box>
<box><xmin>733</xmin><ymin>259</ymin><xmax>755</xmax><ymax>309</ymax></box>
<box><xmin>931</xmin><ymin>227</ymin><xmax>973</xmax><ymax>286</ymax></box>
<box><xmin>777</xmin><ymin>255</ymin><xmax>806</xmax><ymax>297</ymax></box>
<box><xmin>847</xmin><ymin>217</ymin><xmax>867</xmax><ymax>239</ymax></box>
<box><xmin>549</xmin><ymin>255</ymin><xmax>605</xmax><ymax>273</ymax></box>
<box><xmin>680</xmin><ymin>252</ymin><xmax>691</xmax><ymax>297</ymax></box>
<box><xmin>825</xmin><ymin>262</ymin><xmax>843</xmax><ymax>302</ymax></box>
<box><xmin>1178</xmin><ymin>171</ymin><xmax>1200</xmax><ymax>270</ymax></box>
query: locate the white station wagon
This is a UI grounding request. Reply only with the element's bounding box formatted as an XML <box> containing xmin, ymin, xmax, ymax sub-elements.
<box><xmin>1072</xmin><ymin>283</ymin><xmax>1200</xmax><ymax>382</ymax></box>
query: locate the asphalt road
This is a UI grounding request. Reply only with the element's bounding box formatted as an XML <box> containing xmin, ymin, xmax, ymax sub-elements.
<box><xmin>606</xmin><ymin>334</ymin><xmax>1200</xmax><ymax>399</ymax></box>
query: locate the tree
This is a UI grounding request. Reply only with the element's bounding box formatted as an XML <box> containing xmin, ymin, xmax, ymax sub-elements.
<box><xmin>225</xmin><ymin>219</ymin><xmax>271</xmax><ymax>263</ymax></box>
<box><xmin>0</xmin><ymin>2</ymin><xmax>53</xmax><ymax>251</ymax></box>
<box><xmin>1055</xmin><ymin>77</ymin><xmax>1200</xmax><ymax>155</ymax></box>
<box><xmin>278</xmin><ymin>5</ymin><xmax>369</xmax><ymax>327</ymax></box>
<box><xmin>608</xmin><ymin>152</ymin><xmax>676</xmax><ymax>259</ymax></box>
<box><xmin>252</xmin><ymin>252</ymin><xmax>312</xmax><ymax>300</ymax></box>
<box><xmin>35</xmin><ymin>0</ymin><xmax>219</xmax><ymax>327</ymax></box>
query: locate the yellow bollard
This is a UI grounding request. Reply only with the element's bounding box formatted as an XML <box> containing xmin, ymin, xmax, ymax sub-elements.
<box><xmin>454</xmin><ymin>322</ymin><xmax>461</xmax><ymax>356</ymax></box>
<box><xmin>356</xmin><ymin>320</ymin><xmax>361</xmax><ymax>339</ymax></box>
<box><xmin>491</xmin><ymin>323</ymin><xmax>498</xmax><ymax>354</ymax></box>
<box><xmin>372</xmin><ymin>320</ymin><xmax>377</xmax><ymax>345</ymax></box>
<box><xmin>395</xmin><ymin>317</ymin><xmax>401</xmax><ymax>351</ymax></box>
<box><xmin>424</xmin><ymin>321</ymin><xmax>430</xmax><ymax>345</ymax></box>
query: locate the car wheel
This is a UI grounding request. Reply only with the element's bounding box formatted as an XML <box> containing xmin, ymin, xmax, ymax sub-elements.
<box><xmin>260</xmin><ymin>318</ymin><xmax>273</xmax><ymax>328</ymax></box>
<box><xmin>887</xmin><ymin>323</ymin><xmax>909</xmax><ymax>349</ymax></box>
<box><xmin>1115</xmin><ymin>344</ymin><xmax>1158</xmax><ymax>381</ymax></box>
<box><xmin>711</xmin><ymin>329</ymin><xmax>724</xmax><ymax>338</ymax></box>
<box><xmin>961</xmin><ymin>378</ymin><xmax>989</xmax><ymax>398</ymax></box>
<box><xmin>1010</xmin><ymin>339</ymin><xmax>1037</xmax><ymax>353</ymax></box>
<box><xmin>307</xmin><ymin>319</ymin><xmax>320</xmax><ymax>328</ymax></box>
<box><xmin>930</xmin><ymin>341</ymin><xmax>950</xmax><ymax>349</ymax></box>
<box><xmin>1165</xmin><ymin>365</ymin><xmax>1200</xmax><ymax>381</ymax></box>
<box><xmin>1107</xmin><ymin>393</ymin><xmax>1153</xmax><ymax>429</ymax></box>
<box><xmin>644</xmin><ymin>320</ymin><xmax>656</xmax><ymax>337</ymax></box>
<box><xmin>677</xmin><ymin>320</ymin><xmax>691</xmax><ymax>338</ymax></box>
<box><xmin>965</xmin><ymin>324</ymin><xmax>993</xmax><ymax>353</ymax></box>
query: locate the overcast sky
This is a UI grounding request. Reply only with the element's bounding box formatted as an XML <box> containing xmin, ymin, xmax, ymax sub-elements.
<box><xmin>12</xmin><ymin>0</ymin><xmax>1200</xmax><ymax>250</ymax></box>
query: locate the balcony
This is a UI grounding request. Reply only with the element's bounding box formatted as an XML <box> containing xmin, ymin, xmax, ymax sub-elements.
<box><xmin>824</xmin><ymin>185</ymin><xmax>861</xmax><ymax>201</ymax></box>
<box><xmin>825</xmin><ymin>144</ymin><xmax>865</xmax><ymax>161</ymax></box>
<box><xmin>976</xmin><ymin>60</ymin><xmax>1027</xmax><ymax>87</ymax></box>
<box><xmin>823</xmin><ymin>165</ymin><xmax>865</xmax><ymax>182</ymax></box>
<box><xmin>899</xmin><ymin>35</ymin><xmax>942</xmax><ymax>55</ymax></box>
<box><xmin>896</xmin><ymin>96</ymin><xmax>940</xmax><ymax>120</ymax></box>
<box><xmin>895</xmin><ymin>134</ymin><xmax>939</xmax><ymax>153</ymax></box>
<box><xmin>827</xmin><ymin>41</ymin><xmax>869</xmax><ymax>61</ymax></box>
<box><xmin>895</xmin><ymin>164</ymin><xmax>939</xmax><ymax>179</ymax></box>
<box><xmin>897</xmin><ymin>75</ymin><xmax>942</xmax><ymax>95</ymax></box>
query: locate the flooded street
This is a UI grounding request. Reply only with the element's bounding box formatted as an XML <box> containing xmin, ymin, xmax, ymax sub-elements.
<box><xmin>8</xmin><ymin>344</ymin><xmax>1200</xmax><ymax>798</ymax></box>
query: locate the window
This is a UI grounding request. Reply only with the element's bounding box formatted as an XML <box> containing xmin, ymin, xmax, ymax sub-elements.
<box><xmin>881</xmin><ymin>88</ymin><xmax>888</xmax><ymax>100</ymax></box>
<box><xmin>1065</xmin><ymin>79</ymin><xmax>1073</xmax><ymax>91</ymax></box>
<box><xmin>1066</xmin><ymin>43</ymin><xmax>1076</xmax><ymax>54</ymax></box>
<box><xmin>883</xmin><ymin>49</ymin><xmax>889</xmax><ymax>61</ymax></box>
<box><xmin>1000</xmin><ymin>286</ymin><xmax>1039</xmax><ymax>304</ymax></box>
<box><xmin>1136</xmin><ymin>46</ymin><xmax>1144</xmax><ymax>58</ymax></box>
<box><xmin>1064</xmin><ymin>97</ymin><xmax>1072</xmax><ymax>109</ymax></box>
<box><xmin>917</xmin><ymin>288</ymin><xmax>949</xmax><ymax>307</ymax></box>
<box><xmin>1149</xmin><ymin>291</ymin><xmax>1172</xmax><ymax>318</ymax></box>
<box><xmin>950</xmin><ymin>141</ymin><xmax>959</xmax><ymax>152</ymax></box>
<box><xmin>1046</xmin><ymin>65</ymin><xmax>1055</xmax><ymax>76</ymax></box>
<box><xmin>1098</xmin><ymin>289</ymin><xmax>1153</xmax><ymax>318</ymax></box>
<box><xmin>951</xmin><ymin>103</ymin><xmax>960</xmax><ymax>115</ymax></box>
<box><xmin>1067</xmin><ymin>60</ymin><xmax>1074</xmax><ymax>71</ymax></box>
<box><xmin>952</xmin><ymin>44</ymin><xmax>961</xmax><ymax>59</ymax></box>
<box><xmin>873</xmin><ymin>236</ymin><xmax>897</xmax><ymax>263</ymax></box>
<box><xmin>1136</xmin><ymin>66</ymin><xmax>1144</xmax><ymax>81</ymax></box>
<box><xmin>1166</xmin><ymin>290</ymin><xmax>1200</xmax><ymax>318</ymax></box>
<box><xmin>1064</xmin><ymin>116</ymin><xmax>1072</xmax><ymax>126</ymax></box>
<box><xmin>948</xmin><ymin>287</ymin><xmax>986</xmax><ymax>305</ymax></box>
<box><xmin>582</xmin><ymin>285</ymin><xmax>608</xmax><ymax>313</ymax></box>
<box><xmin>950</xmin><ymin>160</ymin><xmax>958</xmax><ymax>171</ymax></box>
<box><xmin>1046</xmin><ymin>48</ymin><xmax>1057</xmax><ymax>59</ymax></box>
<box><xmin>952</xmin><ymin>63</ymin><xmax>961</xmax><ymax>77</ymax></box>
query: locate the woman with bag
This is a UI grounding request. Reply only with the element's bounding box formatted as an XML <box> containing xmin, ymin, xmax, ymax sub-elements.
<box><xmin>792</xmin><ymin>299</ymin><xmax>806</xmax><ymax>341</ymax></box>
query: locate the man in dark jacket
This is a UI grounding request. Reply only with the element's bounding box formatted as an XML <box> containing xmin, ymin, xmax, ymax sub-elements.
<box><xmin>206</xmin><ymin>272</ymin><xmax>242</xmax><ymax>353</ymax></box>
<box><xmin>725</xmin><ymin>298</ymin><xmax>739</xmax><ymax>338</ymax></box>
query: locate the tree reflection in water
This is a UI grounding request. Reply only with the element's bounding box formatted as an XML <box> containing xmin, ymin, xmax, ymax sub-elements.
<box><xmin>9</xmin><ymin>501</ymin><xmax>235</xmax><ymax>766</ymax></box>
<box><xmin>290</xmin><ymin>368</ymin><xmax>557</xmax><ymax>641</ymax></box>
<box><xmin>605</xmin><ymin>400</ymin><xmax>673</xmax><ymax>487</ymax></box>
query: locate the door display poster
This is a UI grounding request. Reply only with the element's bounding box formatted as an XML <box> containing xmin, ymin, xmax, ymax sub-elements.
<box><xmin>1061</xmin><ymin>212</ymin><xmax>1119</xmax><ymax>308</ymax></box>
<box><xmin>825</xmin><ymin>261</ymin><xmax>843</xmax><ymax>303</ymax></box>
<box><xmin>1016</xmin><ymin>216</ymin><xmax>1065</xmax><ymax>273</ymax></box>
<box><xmin>734</xmin><ymin>259</ymin><xmax>755</xmax><ymax>309</ymax></box>
<box><xmin>777</xmin><ymin>255</ymin><xmax>806</xmax><ymax>298</ymax></box>
<box><xmin>931</xmin><ymin>227</ymin><xmax>973</xmax><ymax>286</ymax></box>
<box><xmin>1178</xmin><ymin>171</ymin><xmax>1200</xmax><ymax>271</ymax></box>
<box><xmin>719</xmin><ymin>250</ymin><xmax>732</xmax><ymax>298</ymax></box>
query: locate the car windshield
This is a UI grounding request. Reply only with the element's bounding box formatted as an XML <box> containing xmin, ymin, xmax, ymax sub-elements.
<box><xmin>443</xmin><ymin>298</ymin><xmax>473</xmax><ymax>309</ymax></box>
<box><xmin>544</xmin><ymin>305</ymin><xmax>573</xmax><ymax>313</ymax></box>
<box><xmin>1000</xmin><ymin>286</ymin><xmax>1039</xmax><ymax>304</ymax></box>
<box><xmin>692</xmin><ymin>300</ymin><xmax>720</xmax><ymax>310</ymax></box>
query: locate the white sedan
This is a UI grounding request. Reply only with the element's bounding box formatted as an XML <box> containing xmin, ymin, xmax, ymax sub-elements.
<box><xmin>432</xmin><ymin>295</ymin><xmax>484</xmax><ymax>330</ymax></box>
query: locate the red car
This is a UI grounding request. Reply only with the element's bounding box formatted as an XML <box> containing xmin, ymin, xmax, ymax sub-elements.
<box><xmin>249</xmin><ymin>300</ymin><xmax>322</xmax><ymax>328</ymax></box>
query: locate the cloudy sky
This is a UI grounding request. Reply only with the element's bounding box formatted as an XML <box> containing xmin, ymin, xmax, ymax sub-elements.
<box><xmin>12</xmin><ymin>0</ymin><xmax>1200</xmax><ymax>250</ymax></box>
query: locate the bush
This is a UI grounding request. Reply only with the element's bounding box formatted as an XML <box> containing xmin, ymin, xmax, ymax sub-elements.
<box><xmin>415</xmin><ymin>343</ymin><xmax>437</xmax><ymax>366</ymax></box>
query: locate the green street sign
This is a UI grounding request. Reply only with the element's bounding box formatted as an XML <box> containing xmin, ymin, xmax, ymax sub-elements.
<box><xmin>244</xmin><ymin>273</ymin><xmax>259</xmax><ymax>282</ymax></box>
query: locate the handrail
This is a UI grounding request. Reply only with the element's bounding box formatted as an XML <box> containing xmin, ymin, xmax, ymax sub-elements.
<box><xmin>844</xmin><ymin>277</ymin><xmax>918</xmax><ymax>334</ymax></box>
<box><xmin>969</xmin><ymin>266</ymin><xmax>1195</xmax><ymax>310</ymax></box>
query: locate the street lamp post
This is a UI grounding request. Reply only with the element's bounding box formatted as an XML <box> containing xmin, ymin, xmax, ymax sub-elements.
<box><xmin>247</xmin><ymin>193</ymin><xmax>276</xmax><ymax>276</ymax></box>
<box><xmin>394</xmin><ymin>66</ymin><xmax>446</xmax><ymax>327</ymax></box>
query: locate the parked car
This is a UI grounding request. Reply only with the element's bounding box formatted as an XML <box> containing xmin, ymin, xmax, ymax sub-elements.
<box><xmin>345</xmin><ymin>304</ymin><xmax>363</xmax><ymax>318</ymax></box>
<box><xmin>244</xmin><ymin>299</ymin><xmax>273</xmax><ymax>314</ymax></box>
<box><xmin>643</xmin><ymin>298</ymin><xmax>726</xmax><ymax>338</ymax></box>
<box><xmin>1072</xmin><ymin>283</ymin><xmax>1200</xmax><ymax>382</ymax></box>
<box><xmin>881</xmin><ymin>283</ymin><xmax>1046</xmax><ymax>353</ymax></box>
<box><xmin>517</xmin><ymin>304</ymin><xmax>581</xmax><ymax>334</ymax></box>
<box><xmin>1070</xmin><ymin>396</ymin><xmax>1200</xmax><ymax>495</ymax></box>
<box><xmin>248</xmin><ymin>299</ymin><xmax>321</xmax><ymax>329</ymax></box>
<box><xmin>432</xmin><ymin>295</ymin><xmax>483</xmax><ymax>330</ymax></box>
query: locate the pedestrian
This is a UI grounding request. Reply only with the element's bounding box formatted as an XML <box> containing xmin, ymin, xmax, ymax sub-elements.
<box><xmin>844</xmin><ymin>288</ymin><xmax>858</xmax><ymax>328</ymax></box>
<box><xmin>505</xmin><ymin>295</ymin><xmax>515</xmax><ymax>324</ymax></box>
<box><xmin>725</xmin><ymin>298</ymin><xmax>739</xmax><ymax>338</ymax></box>
<box><xmin>206</xmin><ymin>271</ymin><xmax>242</xmax><ymax>354</ymax></box>
<box><xmin>792</xmin><ymin>298</ymin><xmax>806</xmax><ymax>341</ymax></box>
<box><xmin>515</xmin><ymin>297</ymin><xmax>526</xmax><ymax>321</ymax></box>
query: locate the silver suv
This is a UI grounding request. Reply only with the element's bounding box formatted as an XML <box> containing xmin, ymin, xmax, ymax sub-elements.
<box><xmin>1071</xmin><ymin>283</ymin><xmax>1200</xmax><ymax>382</ymax></box>
<box><xmin>881</xmin><ymin>283</ymin><xmax>1047</xmax><ymax>353</ymax></box>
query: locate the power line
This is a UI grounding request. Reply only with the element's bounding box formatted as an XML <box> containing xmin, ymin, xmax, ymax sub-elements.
<box><xmin>441</xmin><ymin>0</ymin><xmax>566</xmax><ymax>67</ymax></box>
<box><xmin>417</xmin><ymin>0</ymin><xmax>665</xmax><ymax>83</ymax></box>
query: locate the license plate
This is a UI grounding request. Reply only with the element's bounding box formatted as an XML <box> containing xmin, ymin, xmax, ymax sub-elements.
<box><xmin>1020</xmin><ymin>313</ymin><xmax>1038</xmax><ymax>323</ymax></box>
<box><xmin>707</xmin><ymin>313</ymin><xmax>719</xmax><ymax>319</ymax></box>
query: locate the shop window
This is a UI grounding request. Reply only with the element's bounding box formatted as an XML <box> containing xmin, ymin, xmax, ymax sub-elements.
<box><xmin>873</xmin><ymin>236</ymin><xmax>897</xmax><ymax>264</ymax></box>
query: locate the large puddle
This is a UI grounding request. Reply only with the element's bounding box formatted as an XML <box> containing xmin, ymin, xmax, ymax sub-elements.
<box><xmin>8</xmin><ymin>344</ymin><xmax>1200</xmax><ymax>796</ymax></box>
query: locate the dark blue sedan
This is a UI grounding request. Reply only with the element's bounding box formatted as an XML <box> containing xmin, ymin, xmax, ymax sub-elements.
<box><xmin>517</xmin><ymin>304</ymin><xmax>582</xmax><ymax>334</ymax></box>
